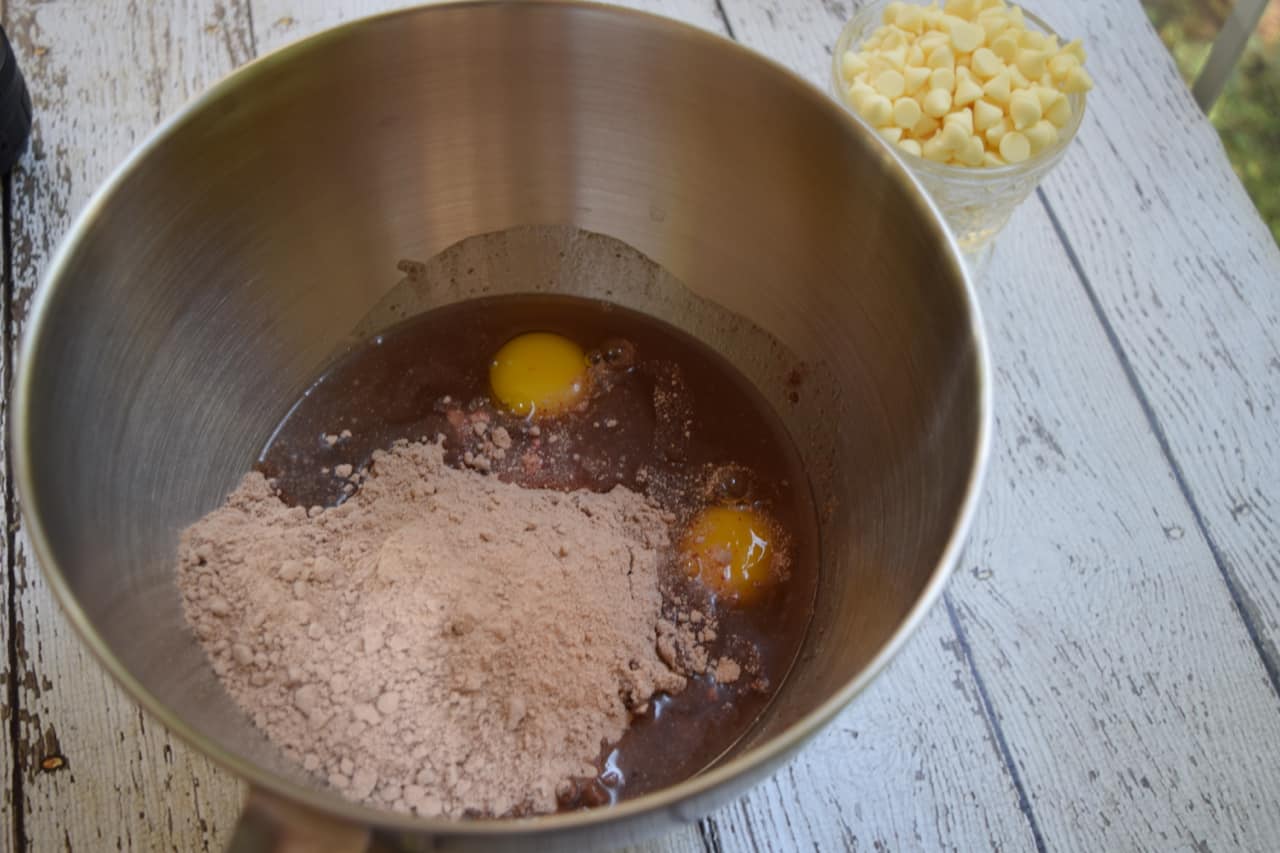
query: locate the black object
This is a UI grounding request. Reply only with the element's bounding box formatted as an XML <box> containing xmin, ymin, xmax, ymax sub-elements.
<box><xmin>0</xmin><ymin>26</ymin><xmax>32</xmax><ymax>175</ymax></box>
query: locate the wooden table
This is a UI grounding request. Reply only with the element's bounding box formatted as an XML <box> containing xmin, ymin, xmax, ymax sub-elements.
<box><xmin>3</xmin><ymin>0</ymin><xmax>1278</xmax><ymax>850</ymax></box>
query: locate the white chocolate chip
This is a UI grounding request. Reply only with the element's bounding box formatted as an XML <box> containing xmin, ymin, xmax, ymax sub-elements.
<box><xmin>898</xmin><ymin>5</ymin><xmax>925</xmax><ymax>33</ymax></box>
<box><xmin>1009</xmin><ymin>89</ymin><xmax>1041</xmax><ymax>130</ymax></box>
<box><xmin>1015</xmin><ymin>48</ymin><xmax>1047</xmax><ymax>80</ymax></box>
<box><xmin>1045</xmin><ymin>96</ymin><xmax>1073</xmax><ymax>128</ymax></box>
<box><xmin>879</xmin><ymin>125</ymin><xmax>904</xmax><ymax>144</ymax></box>
<box><xmin>875</xmin><ymin>68</ymin><xmax>906</xmax><ymax>98</ymax></box>
<box><xmin>940</xmin><ymin>120</ymin><xmax>969</xmax><ymax>152</ymax></box>
<box><xmin>846</xmin><ymin>81</ymin><xmax>875</xmax><ymax>111</ymax></box>
<box><xmin>1061</xmin><ymin>65</ymin><xmax>1094</xmax><ymax>94</ymax></box>
<box><xmin>923</xmin><ymin>87</ymin><xmax>953</xmax><ymax>118</ymax></box>
<box><xmin>904</xmin><ymin>64</ymin><xmax>932</xmax><ymax>93</ymax></box>
<box><xmin>1032</xmin><ymin>85</ymin><xmax>1061</xmax><ymax>111</ymax></box>
<box><xmin>927</xmin><ymin>44</ymin><xmax>955</xmax><ymax>70</ymax></box>
<box><xmin>949</xmin><ymin>19</ymin><xmax>984</xmax><ymax>53</ymax></box>
<box><xmin>861</xmin><ymin>93</ymin><xmax>894</xmax><ymax>126</ymax></box>
<box><xmin>973</xmin><ymin>98</ymin><xmax>1004</xmax><ymax>132</ymax></box>
<box><xmin>842</xmin><ymin>51</ymin><xmax>869</xmax><ymax>79</ymax></box>
<box><xmin>954</xmin><ymin>77</ymin><xmax>984</xmax><ymax>107</ymax></box>
<box><xmin>971</xmin><ymin>47</ymin><xmax>1004</xmax><ymax>79</ymax></box>
<box><xmin>1019</xmin><ymin>28</ymin><xmax>1046</xmax><ymax>51</ymax></box>
<box><xmin>882</xmin><ymin>44</ymin><xmax>908</xmax><ymax>69</ymax></box>
<box><xmin>999</xmin><ymin>130</ymin><xmax>1031</xmax><ymax>163</ymax></box>
<box><xmin>893</xmin><ymin>96</ymin><xmax>923</xmax><ymax>128</ymax></box>
<box><xmin>991</xmin><ymin>32</ymin><xmax>1019</xmax><ymax>62</ymax></box>
<box><xmin>1048</xmin><ymin>52</ymin><xmax>1078</xmax><ymax>79</ymax></box>
<box><xmin>985</xmin><ymin>116</ymin><xmax>1012</xmax><ymax>146</ymax></box>
<box><xmin>922</xmin><ymin>134</ymin><xmax>950</xmax><ymax>162</ymax></box>
<box><xmin>912</xmin><ymin>113</ymin><xmax>942</xmax><ymax>138</ymax></box>
<box><xmin>959</xmin><ymin>134</ymin><xmax>987</xmax><ymax>166</ymax></box>
<box><xmin>1025</xmin><ymin>119</ymin><xmax>1059</xmax><ymax>154</ymax></box>
<box><xmin>944</xmin><ymin>106</ymin><xmax>974</xmax><ymax>136</ymax></box>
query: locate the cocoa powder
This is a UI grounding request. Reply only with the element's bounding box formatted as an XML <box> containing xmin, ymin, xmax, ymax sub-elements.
<box><xmin>178</xmin><ymin>439</ymin><xmax>696</xmax><ymax>817</ymax></box>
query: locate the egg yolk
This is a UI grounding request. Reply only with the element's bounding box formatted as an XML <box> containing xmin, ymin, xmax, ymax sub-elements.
<box><xmin>489</xmin><ymin>332</ymin><xmax>589</xmax><ymax>417</ymax></box>
<box><xmin>681</xmin><ymin>506</ymin><xmax>777</xmax><ymax>605</ymax></box>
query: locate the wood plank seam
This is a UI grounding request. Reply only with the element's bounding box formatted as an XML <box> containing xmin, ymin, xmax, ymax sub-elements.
<box><xmin>1035</xmin><ymin>186</ymin><xmax>1280</xmax><ymax>701</ymax></box>
<box><xmin>3</xmin><ymin>171</ymin><xmax>23</xmax><ymax>853</ymax></box>
<box><xmin>696</xmin><ymin>816</ymin><xmax>723</xmax><ymax>853</ymax></box>
<box><xmin>943</xmin><ymin>592</ymin><xmax>1047</xmax><ymax>853</ymax></box>
<box><xmin>711</xmin><ymin>0</ymin><xmax>736</xmax><ymax>40</ymax></box>
<box><xmin>243</xmin><ymin>0</ymin><xmax>259</xmax><ymax>59</ymax></box>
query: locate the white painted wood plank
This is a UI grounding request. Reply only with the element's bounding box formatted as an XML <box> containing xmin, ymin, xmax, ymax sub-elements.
<box><xmin>251</xmin><ymin>0</ymin><xmax>727</xmax><ymax>55</ymax></box>
<box><xmin>955</xmin><ymin>204</ymin><xmax>1280</xmax><ymax>850</ymax></box>
<box><xmin>1037</xmin><ymin>1</ymin><xmax>1280</xmax><ymax>672</ymax></box>
<box><xmin>717</xmin><ymin>0</ymin><xmax>1280</xmax><ymax>849</ymax></box>
<box><xmin>1</xmin><ymin>499</ymin><xmax>12</xmax><ymax>853</ymax></box>
<box><xmin>2</xmin><ymin>175</ymin><xmax>14</xmax><ymax>853</ymax></box>
<box><xmin>616</xmin><ymin>829</ymin><xmax>702</xmax><ymax>853</ymax></box>
<box><xmin>2</xmin><ymin>0</ymin><xmax>15</xmax><ymax>821</ymax></box>
<box><xmin>5</xmin><ymin>2</ymin><xmax>252</xmax><ymax>849</ymax></box>
<box><xmin>712</xmin><ymin>606</ymin><xmax>1038</xmax><ymax>851</ymax></box>
<box><xmin>3</xmin><ymin>0</ymin><xmax>20</xmax><ymax>839</ymax></box>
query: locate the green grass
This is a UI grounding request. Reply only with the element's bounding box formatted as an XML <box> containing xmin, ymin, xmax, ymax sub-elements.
<box><xmin>1145</xmin><ymin>0</ymin><xmax>1280</xmax><ymax>246</ymax></box>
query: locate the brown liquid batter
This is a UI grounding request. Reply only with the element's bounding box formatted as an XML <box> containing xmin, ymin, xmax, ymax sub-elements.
<box><xmin>257</xmin><ymin>294</ymin><xmax>819</xmax><ymax>809</ymax></box>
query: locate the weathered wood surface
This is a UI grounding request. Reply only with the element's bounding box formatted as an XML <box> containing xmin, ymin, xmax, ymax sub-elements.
<box><xmin>962</xmin><ymin>205</ymin><xmax>1280</xmax><ymax>850</ymax></box>
<box><xmin>715</xmin><ymin>0</ymin><xmax>1280</xmax><ymax>848</ymax></box>
<box><xmin>2</xmin><ymin>0</ymin><xmax>15</xmax><ymax>831</ymax></box>
<box><xmin>2</xmin><ymin>180</ymin><xmax>15</xmax><ymax>853</ymax></box>
<box><xmin>1040</xmin><ymin>0</ymin><xmax>1280</xmax><ymax>684</ymax></box>
<box><xmin>2</xmin><ymin>0</ymin><xmax>1279</xmax><ymax>851</ymax></box>
<box><xmin>3</xmin><ymin>2</ymin><xmax>253</xmax><ymax>850</ymax></box>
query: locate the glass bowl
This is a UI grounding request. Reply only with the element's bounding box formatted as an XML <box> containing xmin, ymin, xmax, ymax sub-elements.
<box><xmin>831</xmin><ymin>1</ymin><xmax>1088</xmax><ymax>256</ymax></box>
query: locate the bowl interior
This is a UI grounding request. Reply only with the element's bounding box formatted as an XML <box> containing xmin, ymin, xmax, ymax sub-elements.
<box><xmin>14</xmin><ymin>1</ymin><xmax>985</xmax><ymax>843</ymax></box>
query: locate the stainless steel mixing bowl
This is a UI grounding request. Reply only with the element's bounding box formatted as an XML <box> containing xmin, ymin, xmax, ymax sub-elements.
<box><xmin>11</xmin><ymin>1</ymin><xmax>989</xmax><ymax>849</ymax></box>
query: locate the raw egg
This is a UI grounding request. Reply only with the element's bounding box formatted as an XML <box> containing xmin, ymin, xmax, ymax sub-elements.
<box><xmin>681</xmin><ymin>506</ymin><xmax>778</xmax><ymax>605</ymax></box>
<box><xmin>489</xmin><ymin>332</ymin><xmax>589</xmax><ymax>417</ymax></box>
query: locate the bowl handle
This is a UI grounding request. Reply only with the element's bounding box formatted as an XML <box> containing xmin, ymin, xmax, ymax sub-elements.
<box><xmin>228</xmin><ymin>786</ymin><xmax>373</xmax><ymax>852</ymax></box>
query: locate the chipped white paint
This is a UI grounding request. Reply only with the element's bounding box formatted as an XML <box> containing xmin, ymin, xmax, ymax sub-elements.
<box><xmin>1039</xmin><ymin>0</ymin><xmax>1280</xmax><ymax>670</ymax></box>
<box><xmin>961</xmin><ymin>203</ymin><xmax>1280</xmax><ymax>850</ymax></box>
<box><xmin>711</xmin><ymin>606</ymin><xmax>1038</xmax><ymax>851</ymax></box>
<box><xmin>3</xmin><ymin>1</ymin><xmax>253</xmax><ymax>850</ymax></box>
<box><xmin>1</xmin><ymin>157</ymin><xmax>12</xmax><ymax>853</ymax></box>
<box><xmin>2</xmin><ymin>0</ymin><xmax>1279</xmax><ymax>851</ymax></box>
